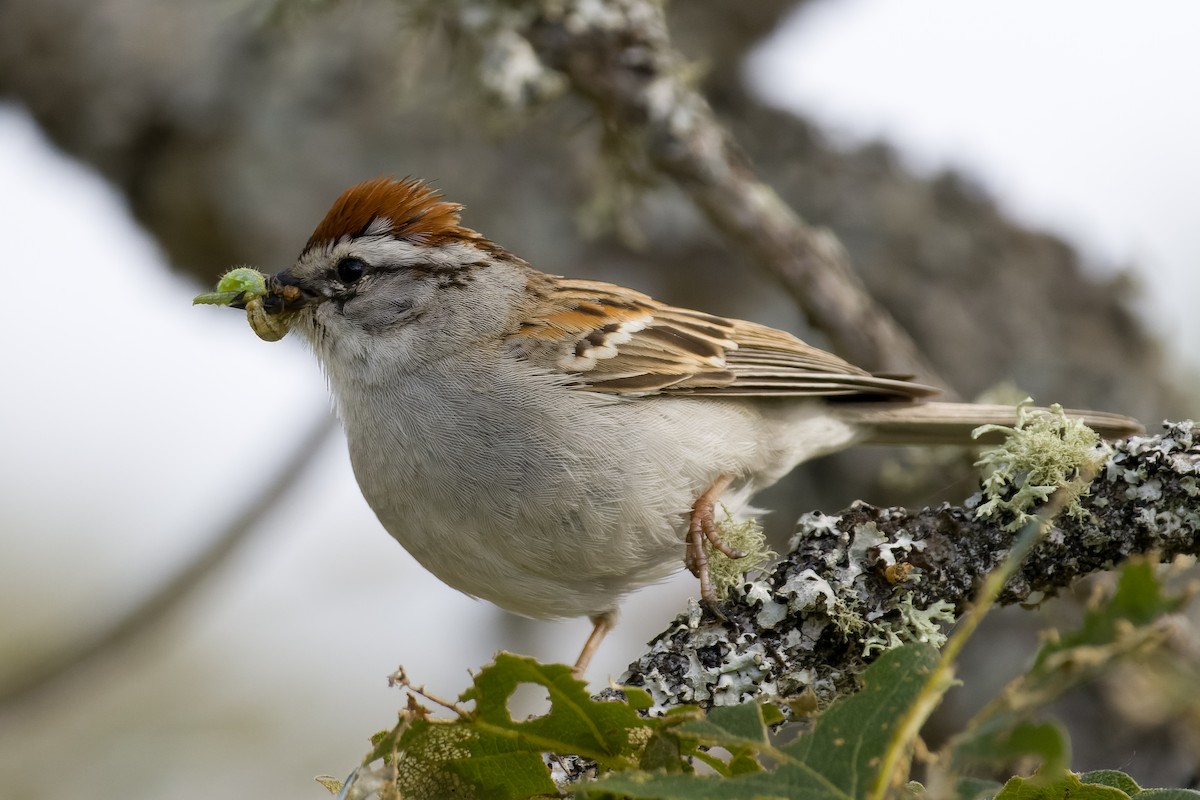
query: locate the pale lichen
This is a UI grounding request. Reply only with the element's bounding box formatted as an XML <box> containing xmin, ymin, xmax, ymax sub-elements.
<box><xmin>707</xmin><ymin>512</ymin><xmax>775</xmax><ymax>599</ymax></box>
<box><xmin>617</xmin><ymin>423</ymin><xmax>1199</xmax><ymax>718</ymax></box>
<box><xmin>620</xmin><ymin>500</ymin><xmax>940</xmax><ymax>716</ymax></box>
<box><xmin>454</xmin><ymin>3</ymin><xmax>564</xmax><ymax>108</ymax></box>
<box><xmin>860</xmin><ymin>594</ymin><xmax>954</xmax><ymax>656</ymax></box>
<box><xmin>973</xmin><ymin>400</ymin><xmax>1105</xmax><ymax>531</ymax></box>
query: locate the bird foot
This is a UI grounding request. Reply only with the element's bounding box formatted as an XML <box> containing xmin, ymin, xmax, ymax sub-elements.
<box><xmin>684</xmin><ymin>474</ymin><xmax>744</xmax><ymax>610</ymax></box>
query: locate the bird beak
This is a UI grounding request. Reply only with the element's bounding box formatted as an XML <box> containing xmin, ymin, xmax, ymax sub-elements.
<box><xmin>259</xmin><ymin>271</ymin><xmax>320</xmax><ymax>315</ymax></box>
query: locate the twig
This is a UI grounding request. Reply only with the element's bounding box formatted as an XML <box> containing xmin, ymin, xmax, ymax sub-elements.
<box><xmin>454</xmin><ymin>0</ymin><xmax>949</xmax><ymax>386</ymax></box>
<box><xmin>868</xmin><ymin>467</ymin><xmax>1091</xmax><ymax>799</ymax></box>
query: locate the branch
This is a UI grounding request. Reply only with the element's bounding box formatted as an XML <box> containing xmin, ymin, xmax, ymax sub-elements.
<box><xmin>610</xmin><ymin>421</ymin><xmax>1200</xmax><ymax>713</ymax></box>
<box><xmin>450</xmin><ymin>0</ymin><xmax>950</xmax><ymax>387</ymax></box>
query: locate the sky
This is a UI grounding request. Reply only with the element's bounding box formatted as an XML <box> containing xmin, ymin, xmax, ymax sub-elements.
<box><xmin>1</xmin><ymin>1</ymin><xmax>1197</xmax><ymax>797</ymax></box>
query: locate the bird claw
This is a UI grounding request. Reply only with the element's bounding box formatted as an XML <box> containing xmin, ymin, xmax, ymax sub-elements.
<box><xmin>684</xmin><ymin>475</ymin><xmax>742</xmax><ymax>610</ymax></box>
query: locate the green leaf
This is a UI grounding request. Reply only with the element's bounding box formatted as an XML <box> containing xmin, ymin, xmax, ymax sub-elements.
<box><xmin>362</xmin><ymin>655</ymin><xmax>666</xmax><ymax>798</ymax></box>
<box><xmin>954</xmin><ymin>777</ymin><xmax>1005</xmax><ymax>800</ymax></box>
<box><xmin>584</xmin><ymin>644</ymin><xmax>939</xmax><ymax>800</ymax></box>
<box><xmin>460</xmin><ymin>653</ymin><xmax>651</xmax><ymax>768</ymax></box>
<box><xmin>727</xmin><ymin>747</ymin><xmax>765</xmax><ymax>776</ymax></box>
<box><xmin>675</xmin><ymin>702</ymin><xmax>772</xmax><ymax>752</ymax></box>
<box><xmin>445</xmin><ymin>743</ymin><xmax>558</xmax><ymax>800</ymax></box>
<box><xmin>762</xmin><ymin>703</ymin><xmax>786</xmax><ymax>726</ymax></box>
<box><xmin>994</xmin><ymin>771</ymin><xmax>1130</xmax><ymax>800</ymax></box>
<box><xmin>690</xmin><ymin>748</ymin><xmax>737</xmax><ymax>778</ymax></box>
<box><xmin>1034</xmin><ymin>561</ymin><xmax>1182</xmax><ymax>671</ymax></box>
<box><xmin>1080</xmin><ymin>771</ymin><xmax>1141</xmax><ymax>794</ymax></box>
<box><xmin>946</xmin><ymin>560</ymin><xmax>1185</xmax><ymax>782</ymax></box>
<box><xmin>782</xmin><ymin>643</ymin><xmax>940</xmax><ymax>793</ymax></box>
<box><xmin>639</xmin><ymin>730</ymin><xmax>686</xmax><ymax>774</ymax></box>
<box><xmin>953</xmin><ymin>720</ymin><xmax>1070</xmax><ymax>777</ymax></box>
<box><xmin>643</xmin><ymin>699</ymin><xmax>775</xmax><ymax>778</ymax></box>
<box><xmin>964</xmin><ymin>771</ymin><xmax>1200</xmax><ymax>800</ymax></box>
<box><xmin>391</xmin><ymin>721</ymin><xmax>524</xmax><ymax>799</ymax></box>
<box><xmin>580</xmin><ymin>769</ymin><xmax>816</xmax><ymax>800</ymax></box>
<box><xmin>623</xmin><ymin>686</ymin><xmax>656</xmax><ymax>711</ymax></box>
<box><xmin>374</xmin><ymin>695</ymin><xmax>571</xmax><ymax>800</ymax></box>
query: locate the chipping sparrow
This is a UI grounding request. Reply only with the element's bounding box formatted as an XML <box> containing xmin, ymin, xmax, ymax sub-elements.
<box><xmin>246</xmin><ymin>177</ymin><xmax>1142</xmax><ymax>672</ymax></box>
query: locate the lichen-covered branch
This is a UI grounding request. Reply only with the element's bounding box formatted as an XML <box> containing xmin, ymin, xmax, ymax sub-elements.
<box><xmin>447</xmin><ymin>0</ymin><xmax>948</xmax><ymax>386</ymax></box>
<box><xmin>613</xmin><ymin>422</ymin><xmax>1200</xmax><ymax>714</ymax></box>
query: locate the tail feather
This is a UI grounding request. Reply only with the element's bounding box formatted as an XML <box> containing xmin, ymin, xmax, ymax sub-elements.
<box><xmin>839</xmin><ymin>402</ymin><xmax>1144</xmax><ymax>446</ymax></box>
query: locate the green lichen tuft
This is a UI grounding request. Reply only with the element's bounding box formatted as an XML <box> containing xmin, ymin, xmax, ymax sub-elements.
<box><xmin>707</xmin><ymin>511</ymin><xmax>776</xmax><ymax>599</ymax></box>
<box><xmin>973</xmin><ymin>399</ymin><xmax>1105</xmax><ymax>531</ymax></box>
<box><xmin>827</xmin><ymin>596</ymin><xmax>868</xmax><ymax>638</ymax></box>
<box><xmin>859</xmin><ymin>594</ymin><xmax>954</xmax><ymax>657</ymax></box>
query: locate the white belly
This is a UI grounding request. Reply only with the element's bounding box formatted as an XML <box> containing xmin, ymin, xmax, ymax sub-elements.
<box><xmin>336</xmin><ymin>356</ymin><xmax>861</xmax><ymax>619</ymax></box>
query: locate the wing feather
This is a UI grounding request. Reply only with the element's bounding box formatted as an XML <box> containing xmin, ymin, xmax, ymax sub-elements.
<box><xmin>511</xmin><ymin>278</ymin><xmax>937</xmax><ymax>401</ymax></box>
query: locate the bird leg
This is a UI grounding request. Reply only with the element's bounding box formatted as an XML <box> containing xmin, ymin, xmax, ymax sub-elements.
<box><xmin>574</xmin><ymin>611</ymin><xmax>615</xmax><ymax>676</ymax></box>
<box><xmin>684</xmin><ymin>474</ymin><xmax>744</xmax><ymax>608</ymax></box>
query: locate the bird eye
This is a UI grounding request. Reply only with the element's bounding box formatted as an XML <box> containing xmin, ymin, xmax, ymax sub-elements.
<box><xmin>336</xmin><ymin>256</ymin><xmax>366</xmax><ymax>284</ymax></box>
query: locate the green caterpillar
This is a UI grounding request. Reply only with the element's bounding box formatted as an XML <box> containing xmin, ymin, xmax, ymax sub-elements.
<box><xmin>193</xmin><ymin>267</ymin><xmax>269</xmax><ymax>307</ymax></box>
<box><xmin>193</xmin><ymin>266</ymin><xmax>290</xmax><ymax>342</ymax></box>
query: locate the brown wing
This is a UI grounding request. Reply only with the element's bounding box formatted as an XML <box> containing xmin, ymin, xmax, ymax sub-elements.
<box><xmin>511</xmin><ymin>279</ymin><xmax>938</xmax><ymax>401</ymax></box>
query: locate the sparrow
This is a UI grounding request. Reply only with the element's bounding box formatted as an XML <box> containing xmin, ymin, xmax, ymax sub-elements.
<box><xmin>240</xmin><ymin>177</ymin><xmax>1142</xmax><ymax>672</ymax></box>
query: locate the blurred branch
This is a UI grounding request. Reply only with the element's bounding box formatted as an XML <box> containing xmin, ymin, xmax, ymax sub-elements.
<box><xmin>452</xmin><ymin>0</ymin><xmax>949</xmax><ymax>387</ymax></box>
<box><xmin>0</xmin><ymin>0</ymin><xmax>1173</xmax><ymax>419</ymax></box>
<box><xmin>610</xmin><ymin>421</ymin><xmax>1200</xmax><ymax>713</ymax></box>
<box><xmin>0</xmin><ymin>411</ymin><xmax>338</xmax><ymax>714</ymax></box>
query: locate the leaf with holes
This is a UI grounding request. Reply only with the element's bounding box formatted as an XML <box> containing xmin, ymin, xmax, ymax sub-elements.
<box><xmin>460</xmin><ymin>653</ymin><xmax>653</xmax><ymax>770</ymax></box>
